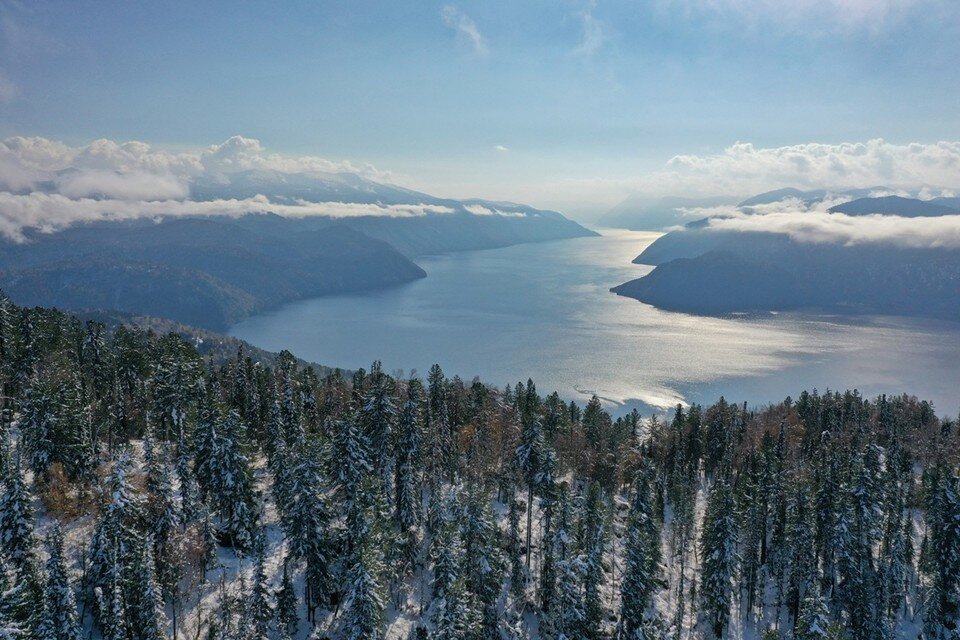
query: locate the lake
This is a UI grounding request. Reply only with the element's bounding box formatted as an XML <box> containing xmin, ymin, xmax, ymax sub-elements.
<box><xmin>230</xmin><ymin>228</ymin><xmax>960</xmax><ymax>417</ymax></box>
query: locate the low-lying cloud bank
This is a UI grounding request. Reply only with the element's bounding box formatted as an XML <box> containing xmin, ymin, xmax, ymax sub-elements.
<box><xmin>0</xmin><ymin>135</ymin><xmax>459</xmax><ymax>241</ymax></box>
<box><xmin>0</xmin><ymin>192</ymin><xmax>454</xmax><ymax>242</ymax></box>
<box><xmin>652</xmin><ymin>139</ymin><xmax>960</xmax><ymax>196</ymax></box>
<box><xmin>677</xmin><ymin>197</ymin><xmax>960</xmax><ymax>249</ymax></box>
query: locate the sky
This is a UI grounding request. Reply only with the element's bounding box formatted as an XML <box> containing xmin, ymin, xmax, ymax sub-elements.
<box><xmin>2</xmin><ymin>0</ymin><xmax>960</xmax><ymax>217</ymax></box>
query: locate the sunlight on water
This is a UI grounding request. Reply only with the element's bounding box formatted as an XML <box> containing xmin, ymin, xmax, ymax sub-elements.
<box><xmin>231</xmin><ymin>229</ymin><xmax>960</xmax><ymax>416</ymax></box>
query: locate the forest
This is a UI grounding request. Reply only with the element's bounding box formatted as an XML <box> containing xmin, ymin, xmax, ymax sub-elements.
<box><xmin>0</xmin><ymin>294</ymin><xmax>958</xmax><ymax>640</ymax></box>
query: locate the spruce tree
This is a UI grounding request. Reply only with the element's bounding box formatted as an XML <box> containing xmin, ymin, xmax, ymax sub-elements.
<box><xmin>699</xmin><ymin>478</ymin><xmax>738</xmax><ymax>639</ymax></box>
<box><xmin>132</xmin><ymin>542</ymin><xmax>168</xmax><ymax>640</ymax></box>
<box><xmin>462</xmin><ymin>488</ymin><xmax>503</xmax><ymax>639</ymax></box>
<box><xmin>619</xmin><ymin>471</ymin><xmax>662</xmax><ymax>638</ymax></box>
<box><xmin>515</xmin><ymin>412</ymin><xmax>544</xmax><ymax>576</ymax></box>
<box><xmin>581</xmin><ymin>482</ymin><xmax>606</xmax><ymax>640</ymax></box>
<box><xmin>343</xmin><ymin>549</ymin><xmax>385</xmax><ymax>640</ymax></box>
<box><xmin>0</xmin><ymin>455</ymin><xmax>37</xmax><ymax>576</ymax></box>
<box><xmin>394</xmin><ymin>381</ymin><xmax>422</xmax><ymax>558</ymax></box>
<box><xmin>923</xmin><ymin>470</ymin><xmax>960</xmax><ymax>639</ymax></box>
<box><xmin>275</xmin><ymin>559</ymin><xmax>299</xmax><ymax>639</ymax></box>
<box><xmin>37</xmin><ymin>524</ymin><xmax>81</xmax><ymax>640</ymax></box>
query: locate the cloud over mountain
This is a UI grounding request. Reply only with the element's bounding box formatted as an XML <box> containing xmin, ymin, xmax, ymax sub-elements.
<box><xmin>0</xmin><ymin>135</ymin><xmax>438</xmax><ymax>240</ymax></box>
<box><xmin>672</xmin><ymin>196</ymin><xmax>960</xmax><ymax>249</ymax></box>
<box><xmin>628</xmin><ymin>140</ymin><xmax>960</xmax><ymax>197</ymax></box>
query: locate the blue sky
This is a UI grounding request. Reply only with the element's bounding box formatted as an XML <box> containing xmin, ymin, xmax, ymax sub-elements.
<box><xmin>2</xmin><ymin>0</ymin><xmax>959</xmax><ymax>213</ymax></box>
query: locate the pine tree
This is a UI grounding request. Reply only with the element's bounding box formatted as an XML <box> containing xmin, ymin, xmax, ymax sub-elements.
<box><xmin>87</xmin><ymin>453</ymin><xmax>144</xmax><ymax>631</ymax></box>
<box><xmin>619</xmin><ymin>471</ymin><xmax>662</xmax><ymax>638</ymax></box>
<box><xmin>581</xmin><ymin>482</ymin><xmax>606</xmax><ymax>640</ymax></box>
<box><xmin>784</xmin><ymin>486</ymin><xmax>817</xmax><ymax>625</ymax></box>
<box><xmin>275</xmin><ymin>559</ymin><xmax>299</xmax><ymax>639</ymax></box>
<box><xmin>462</xmin><ymin>488</ymin><xmax>503</xmax><ymax>639</ymax></box>
<box><xmin>132</xmin><ymin>542</ymin><xmax>168</xmax><ymax>640</ymax></box>
<box><xmin>394</xmin><ymin>381</ymin><xmax>422</xmax><ymax>556</ymax></box>
<box><xmin>699</xmin><ymin>478</ymin><xmax>738</xmax><ymax>639</ymax></box>
<box><xmin>36</xmin><ymin>524</ymin><xmax>81</xmax><ymax>640</ymax></box>
<box><xmin>507</xmin><ymin>495</ymin><xmax>525</xmax><ymax>603</ymax></box>
<box><xmin>431</xmin><ymin>490</ymin><xmax>469</xmax><ymax>640</ymax></box>
<box><xmin>795</xmin><ymin>587</ymin><xmax>831</xmax><ymax>640</ymax></box>
<box><xmin>176</xmin><ymin>432</ymin><xmax>200</xmax><ymax>524</ymax></box>
<box><xmin>0</xmin><ymin>456</ymin><xmax>37</xmax><ymax>576</ymax></box>
<box><xmin>923</xmin><ymin>470</ymin><xmax>960</xmax><ymax>639</ymax></box>
<box><xmin>360</xmin><ymin>361</ymin><xmax>397</xmax><ymax>480</ymax></box>
<box><xmin>201</xmin><ymin>410</ymin><xmax>257</xmax><ymax>551</ymax></box>
<box><xmin>515</xmin><ymin>411</ymin><xmax>544</xmax><ymax>577</ymax></box>
<box><xmin>19</xmin><ymin>380</ymin><xmax>56</xmax><ymax>480</ymax></box>
<box><xmin>246</xmin><ymin>531</ymin><xmax>273</xmax><ymax>640</ymax></box>
<box><xmin>287</xmin><ymin>444</ymin><xmax>332</xmax><ymax>620</ymax></box>
<box><xmin>343</xmin><ymin>549</ymin><xmax>385</xmax><ymax>640</ymax></box>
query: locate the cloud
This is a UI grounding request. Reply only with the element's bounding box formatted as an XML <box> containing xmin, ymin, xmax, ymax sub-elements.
<box><xmin>0</xmin><ymin>192</ymin><xmax>455</xmax><ymax>242</ymax></box>
<box><xmin>464</xmin><ymin>204</ymin><xmax>526</xmax><ymax>217</ymax></box>
<box><xmin>709</xmin><ymin>209</ymin><xmax>960</xmax><ymax>249</ymax></box>
<box><xmin>676</xmin><ymin>196</ymin><xmax>960</xmax><ymax>250</ymax></box>
<box><xmin>0</xmin><ymin>134</ymin><xmax>389</xmax><ymax>193</ymax></box>
<box><xmin>441</xmin><ymin>5</ymin><xmax>488</xmax><ymax>56</ymax></box>
<box><xmin>0</xmin><ymin>134</ymin><xmax>450</xmax><ymax>241</ymax></box>
<box><xmin>572</xmin><ymin>7</ymin><xmax>605</xmax><ymax>56</ymax></box>
<box><xmin>494</xmin><ymin>145</ymin><xmax>509</xmax><ymax>153</ymax></box>
<box><xmin>55</xmin><ymin>170</ymin><xmax>189</xmax><ymax>201</ymax></box>
<box><xmin>622</xmin><ymin>139</ymin><xmax>960</xmax><ymax>197</ymax></box>
<box><xmin>0</xmin><ymin>71</ymin><xmax>17</xmax><ymax>104</ymax></box>
<box><xmin>662</xmin><ymin>0</ymin><xmax>944</xmax><ymax>32</ymax></box>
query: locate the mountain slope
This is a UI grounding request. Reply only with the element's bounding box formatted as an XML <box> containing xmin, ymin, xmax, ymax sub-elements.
<box><xmin>828</xmin><ymin>195</ymin><xmax>960</xmax><ymax>216</ymax></box>
<box><xmin>614</xmin><ymin>188</ymin><xmax>960</xmax><ymax>320</ymax></box>
<box><xmin>0</xmin><ymin>217</ymin><xmax>427</xmax><ymax>330</ymax></box>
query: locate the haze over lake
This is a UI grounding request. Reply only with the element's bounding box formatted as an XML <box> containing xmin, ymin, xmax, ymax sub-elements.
<box><xmin>231</xmin><ymin>229</ymin><xmax>960</xmax><ymax>416</ymax></box>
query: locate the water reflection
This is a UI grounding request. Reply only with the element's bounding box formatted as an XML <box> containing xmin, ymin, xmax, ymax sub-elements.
<box><xmin>231</xmin><ymin>229</ymin><xmax>960</xmax><ymax>417</ymax></box>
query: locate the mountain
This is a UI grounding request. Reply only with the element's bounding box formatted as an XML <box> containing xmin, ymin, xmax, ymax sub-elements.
<box><xmin>612</xmin><ymin>250</ymin><xmax>799</xmax><ymax>314</ymax></box>
<box><xmin>0</xmin><ymin>218</ymin><xmax>426</xmax><ymax>330</ymax></box>
<box><xmin>71</xmin><ymin>307</ymin><xmax>340</xmax><ymax>373</ymax></box>
<box><xmin>737</xmin><ymin>186</ymin><xmax>889</xmax><ymax>207</ymax></box>
<box><xmin>598</xmin><ymin>194</ymin><xmax>739</xmax><ymax>231</ymax></box>
<box><xmin>933</xmin><ymin>196</ymin><xmax>960</xmax><ymax>210</ymax></box>
<box><xmin>828</xmin><ymin>195</ymin><xmax>960</xmax><ymax>217</ymax></box>
<box><xmin>737</xmin><ymin>187</ymin><xmax>828</xmax><ymax>206</ymax></box>
<box><xmin>613</xmin><ymin>188</ymin><xmax>960</xmax><ymax>320</ymax></box>
<box><xmin>0</xmin><ymin>172</ymin><xmax>595</xmax><ymax>329</ymax></box>
<box><xmin>614</xmin><ymin>237</ymin><xmax>960</xmax><ymax>319</ymax></box>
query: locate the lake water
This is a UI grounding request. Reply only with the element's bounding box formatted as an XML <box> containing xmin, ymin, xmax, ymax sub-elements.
<box><xmin>230</xmin><ymin>229</ymin><xmax>960</xmax><ymax>417</ymax></box>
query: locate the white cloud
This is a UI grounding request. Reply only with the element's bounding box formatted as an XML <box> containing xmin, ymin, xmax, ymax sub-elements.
<box><xmin>441</xmin><ymin>5</ymin><xmax>488</xmax><ymax>56</ymax></box>
<box><xmin>0</xmin><ymin>135</ymin><xmax>453</xmax><ymax>240</ymax></box>
<box><xmin>55</xmin><ymin>170</ymin><xmax>189</xmax><ymax>201</ymax></box>
<box><xmin>0</xmin><ymin>192</ymin><xmax>455</xmax><ymax>243</ymax></box>
<box><xmin>675</xmin><ymin>196</ymin><xmax>960</xmax><ymax>250</ymax></box>
<box><xmin>494</xmin><ymin>144</ymin><xmax>509</xmax><ymax>153</ymax></box>
<box><xmin>708</xmin><ymin>209</ymin><xmax>960</xmax><ymax>249</ymax></box>
<box><xmin>625</xmin><ymin>139</ymin><xmax>960</xmax><ymax>197</ymax></box>
<box><xmin>464</xmin><ymin>204</ymin><xmax>526</xmax><ymax>217</ymax></box>
<box><xmin>572</xmin><ymin>8</ymin><xmax>605</xmax><ymax>56</ymax></box>
<box><xmin>663</xmin><ymin>0</ymin><xmax>943</xmax><ymax>32</ymax></box>
<box><xmin>0</xmin><ymin>134</ymin><xmax>389</xmax><ymax>194</ymax></box>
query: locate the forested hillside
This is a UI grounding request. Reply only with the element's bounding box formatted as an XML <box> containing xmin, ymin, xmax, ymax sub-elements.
<box><xmin>0</xmin><ymin>295</ymin><xmax>958</xmax><ymax>639</ymax></box>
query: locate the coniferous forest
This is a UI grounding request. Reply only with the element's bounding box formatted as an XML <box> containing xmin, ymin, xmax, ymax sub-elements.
<box><xmin>1</xmin><ymin>294</ymin><xmax>958</xmax><ymax>640</ymax></box>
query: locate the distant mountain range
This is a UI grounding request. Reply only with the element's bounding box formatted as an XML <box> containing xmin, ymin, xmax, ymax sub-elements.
<box><xmin>597</xmin><ymin>194</ymin><xmax>740</xmax><ymax>231</ymax></box>
<box><xmin>0</xmin><ymin>172</ymin><xmax>595</xmax><ymax>330</ymax></box>
<box><xmin>612</xmin><ymin>190</ymin><xmax>960</xmax><ymax>320</ymax></box>
<box><xmin>598</xmin><ymin>186</ymin><xmax>960</xmax><ymax>231</ymax></box>
<box><xmin>827</xmin><ymin>195</ymin><xmax>959</xmax><ymax>217</ymax></box>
